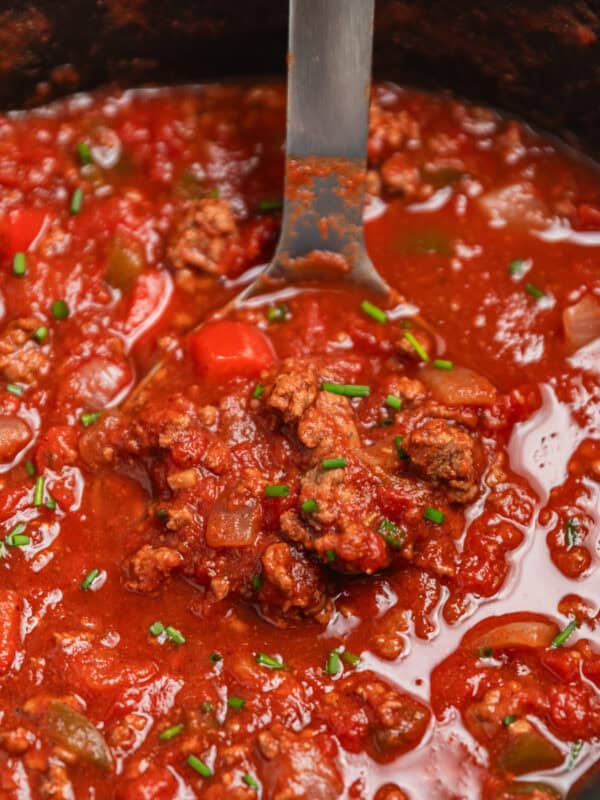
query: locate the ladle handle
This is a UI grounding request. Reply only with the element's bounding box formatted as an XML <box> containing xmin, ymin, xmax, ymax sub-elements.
<box><xmin>287</xmin><ymin>0</ymin><xmax>375</xmax><ymax>161</ymax></box>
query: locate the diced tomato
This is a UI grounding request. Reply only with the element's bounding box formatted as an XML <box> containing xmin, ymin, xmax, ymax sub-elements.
<box><xmin>35</xmin><ymin>425</ymin><xmax>78</xmax><ymax>472</ymax></box>
<box><xmin>540</xmin><ymin>648</ymin><xmax>581</xmax><ymax>682</ymax></box>
<box><xmin>0</xmin><ymin>590</ymin><xmax>20</xmax><ymax>675</ymax></box>
<box><xmin>190</xmin><ymin>320</ymin><xmax>275</xmax><ymax>382</ymax></box>
<box><xmin>124</xmin><ymin>269</ymin><xmax>173</xmax><ymax>344</ymax></box>
<box><xmin>2</xmin><ymin>208</ymin><xmax>48</xmax><ymax>256</ymax></box>
<box><xmin>115</xmin><ymin>767</ymin><xmax>179</xmax><ymax>800</ymax></box>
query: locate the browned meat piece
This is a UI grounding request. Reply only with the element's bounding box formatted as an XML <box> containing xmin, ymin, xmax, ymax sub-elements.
<box><xmin>0</xmin><ymin>318</ymin><xmax>50</xmax><ymax>383</ymax></box>
<box><xmin>374</xmin><ymin>786</ymin><xmax>410</xmax><ymax>800</ymax></box>
<box><xmin>405</xmin><ymin>418</ymin><xmax>479</xmax><ymax>503</ymax></box>
<box><xmin>281</xmin><ymin>458</ymin><xmax>390</xmax><ymax>574</ymax></box>
<box><xmin>40</xmin><ymin>762</ymin><xmax>73</xmax><ymax>800</ymax></box>
<box><xmin>380</xmin><ymin>152</ymin><xmax>432</xmax><ymax>200</ymax></box>
<box><xmin>368</xmin><ymin>101</ymin><xmax>420</xmax><ymax>164</ymax></box>
<box><xmin>319</xmin><ymin>671</ymin><xmax>430</xmax><ymax>761</ymax></box>
<box><xmin>123</xmin><ymin>545</ymin><xmax>183</xmax><ymax>594</ymax></box>
<box><xmin>0</xmin><ymin>726</ymin><xmax>32</xmax><ymax>754</ymax></box>
<box><xmin>257</xmin><ymin>723</ymin><xmax>343</xmax><ymax>800</ymax></box>
<box><xmin>0</xmin><ymin>416</ymin><xmax>31</xmax><ymax>463</ymax></box>
<box><xmin>264</xmin><ymin>358</ymin><xmax>320</xmax><ymax>424</ymax></box>
<box><xmin>260</xmin><ymin>542</ymin><xmax>332</xmax><ymax>624</ymax></box>
<box><xmin>387</xmin><ymin>375</ymin><xmax>427</xmax><ymax>405</ymax></box>
<box><xmin>298</xmin><ymin>392</ymin><xmax>360</xmax><ymax>459</ymax></box>
<box><xmin>167</xmin><ymin>198</ymin><xmax>238</xmax><ymax>274</ymax></box>
<box><xmin>396</xmin><ymin>328</ymin><xmax>433</xmax><ymax>362</ymax></box>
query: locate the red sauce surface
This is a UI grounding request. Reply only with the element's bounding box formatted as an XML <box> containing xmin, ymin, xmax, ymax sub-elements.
<box><xmin>0</xmin><ymin>83</ymin><xmax>598</xmax><ymax>800</ymax></box>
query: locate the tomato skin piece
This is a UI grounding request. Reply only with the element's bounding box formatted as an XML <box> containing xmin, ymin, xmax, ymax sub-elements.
<box><xmin>190</xmin><ymin>320</ymin><xmax>275</xmax><ymax>382</ymax></box>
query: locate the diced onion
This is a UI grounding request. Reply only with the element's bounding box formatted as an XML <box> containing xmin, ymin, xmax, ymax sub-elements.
<box><xmin>421</xmin><ymin>365</ymin><xmax>496</xmax><ymax>406</ymax></box>
<box><xmin>469</xmin><ymin>616</ymin><xmax>558</xmax><ymax>652</ymax></box>
<box><xmin>562</xmin><ymin>293</ymin><xmax>600</xmax><ymax>351</ymax></box>
<box><xmin>206</xmin><ymin>493</ymin><xmax>260</xmax><ymax>548</ymax></box>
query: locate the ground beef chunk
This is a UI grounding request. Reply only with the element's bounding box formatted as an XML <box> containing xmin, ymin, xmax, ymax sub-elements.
<box><xmin>281</xmin><ymin>457</ymin><xmax>390</xmax><ymax>574</ymax></box>
<box><xmin>396</xmin><ymin>328</ymin><xmax>433</xmax><ymax>362</ymax></box>
<box><xmin>297</xmin><ymin>392</ymin><xmax>360</xmax><ymax>459</ymax></box>
<box><xmin>318</xmin><ymin>671</ymin><xmax>430</xmax><ymax>761</ymax></box>
<box><xmin>368</xmin><ymin>101</ymin><xmax>420</xmax><ymax>164</ymax></box>
<box><xmin>264</xmin><ymin>358</ymin><xmax>320</xmax><ymax>424</ymax></box>
<box><xmin>405</xmin><ymin>418</ymin><xmax>479</xmax><ymax>503</ymax></box>
<box><xmin>167</xmin><ymin>198</ymin><xmax>239</xmax><ymax>274</ymax></box>
<box><xmin>257</xmin><ymin>724</ymin><xmax>343</xmax><ymax>800</ymax></box>
<box><xmin>123</xmin><ymin>545</ymin><xmax>183</xmax><ymax>594</ymax></box>
<box><xmin>380</xmin><ymin>152</ymin><xmax>432</xmax><ymax>200</ymax></box>
<box><xmin>264</xmin><ymin>359</ymin><xmax>361</xmax><ymax>460</ymax></box>
<box><xmin>40</xmin><ymin>761</ymin><xmax>73</xmax><ymax>800</ymax></box>
<box><xmin>260</xmin><ymin>542</ymin><xmax>332</xmax><ymax>624</ymax></box>
<box><xmin>0</xmin><ymin>318</ymin><xmax>50</xmax><ymax>383</ymax></box>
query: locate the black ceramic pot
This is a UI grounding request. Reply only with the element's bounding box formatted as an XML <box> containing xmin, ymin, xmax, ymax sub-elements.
<box><xmin>0</xmin><ymin>1</ymin><xmax>598</xmax><ymax>797</ymax></box>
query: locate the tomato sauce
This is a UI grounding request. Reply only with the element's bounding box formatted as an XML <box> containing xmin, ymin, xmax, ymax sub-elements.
<box><xmin>0</xmin><ymin>82</ymin><xmax>598</xmax><ymax>800</ymax></box>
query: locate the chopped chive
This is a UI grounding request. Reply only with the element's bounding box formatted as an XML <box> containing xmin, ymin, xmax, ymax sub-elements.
<box><xmin>322</xmin><ymin>458</ymin><xmax>347</xmax><ymax>470</ymax></box>
<box><xmin>394</xmin><ymin>435</ymin><xmax>409</xmax><ymax>459</ymax></box>
<box><xmin>403</xmin><ymin>331</ymin><xmax>429</xmax><ymax>362</ymax></box>
<box><xmin>509</xmin><ymin>258</ymin><xmax>525</xmax><ymax>277</ymax></box>
<box><xmin>25</xmin><ymin>460</ymin><xmax>35</xmax><ymax>477</ymax></box>
<box><xmin>51</xmin><ymin>299</ymin><xmax>69</xmax><ymax>319</ymax></box>
<box><xmin>80</xmin><ymin>411</ymin><xmax>102</xmax><ymax>427</ymax></box>
<box><xmin>567</xmin><ymin>740</ymin><xmax>584</xmax><ymax>770</ymax></box>
<box><xmin>379</xmin><ymin>417</ymin><xmax>394</xmax><ymax>427</ymax></box>
<box><xmin>6</xmin><ymin>533</ymin><xmax>29</xmax><ymax>547</ymax></box>
<box><xmin>552</xmin><ymin>618</ymin><xmax>578</xmax><ymax>648</ymax></box>
<box><xmin>301</xmin><ymin>498</ymin><xmax>318</xmax><ymax>513</ymax></box>
<box><xmin>378</xmin><ymin>518</ymin><xmax>405</xmax><ymax>549</ymax></box>
<box><xmin>5</xmin><ymin>523</ymin><xmax>29</xmax><ymax>547</ymax></box>
<box><xmin>165</xmin><ymin>626</ymin><xmax>185</xmax><ymax>645</ymax></box>
<box><xmin>565</xmin><ymin>517</ymin><xmax>578</xmax><ymax>549</ymax></box>
<box><xmin>326</xmin><ymin>650</ymin><xmax>341</xmax><ymax>675</ymax></box>
<box><xmin>325</xmin><ymin>549</ymin><xmax>336</xmax><ymax>563</ymax></box>
<box><xmin>227</xmin><ymin>696</ymin><xmax>246</xmax><ymax>710</ymax></box>
<box><xmin>258</xmin><ymin>198</ymin><xmax>283</xmax><ymax>211</ymax></box>
<box><xmin>264</xmin><ymin>484</ymin><xmax>290</xmax><ymax>498</ymax></box>
<box><xmin>424</xmin><ymin>506</ymin><xmax>445</xmax><ymax>524</ymax></box>
<box><xmin>209</xmin><ymin>652</ymin><xmax>222</xmax><ymax>663</ymax></box>
<box><xmin>200</xmin><ymin>701</ymin><xmax>213</xmax><ymax>714</ymax></box>
<box><xmin>478</xmin><ymin>646</ymin><xmax>493</xmax><ymax>659</ymax></box>
<box><xmin>256</xmin><ymin>652</ymin><xmax>285</xmax><ymax>670</ymax></box>
<box><xmin>252</xmin><ymin>383</ymin><xmax>264</xmax><ymax>399</ymax></box>
<box><xmin>77</xmin><ymin>142</ymin><xmax>93</xmax><ymax>166</ymax></box>
<box><xmin>525</xmin><ymin>282</ymin><xmax>545</xmax><ymax>300</ymax></box>
<box><xmin>69</xmin><ymin>187</ymin><xmax>83</xmax><ymax>215</ymax></box>
<box><xmin>33</xmin><ymin>326</ymin><xmax>48</xmax><ymax>343</ymax></box>
<box><xmin>187</xmin><ymin>754</ymin><xmax>213</xmax><ymax>777</ymax></box>
<box><xmin>149</xmin><ymin>621</ymin><xmax>165</xmax><ymax>637</ymax></box>
<box><xmin>342</xmin><ymin>650</ymin><xmax>361</xmax><ymax>667</ymax></box>
<box><xmin>12</xmin><ymin>252</ymin><xmax>27</xmax><ymax>277</ymax></box>
<box><xmin>208</xmin><ymin>187</ymin><xmax>220</xmax><ymax>199</ymax></box>
<box><xmin>385</xmin><ymin>394</ymin><xmax>402</xmax><ymax>410</ymax></box>
<box><xmin>434</xmin><ymin>359</ymin><xmax>454</xmax><ymax>370</ymax></box>
<box><xmin>81</xmin><ymin>568</ymin><xmax>100</xmax><ymax>591</ymax></box>
<box><xmin>33</xmin><ymin>475</ymin><xmax>45</xmax><ymax>507</ymax></box>
<box><xmin>266</xmin><ymin>304</ymin><xmax>289</xmax><ymax>322</ymax></box>
<box><xmin>6</xmin><ymin>384</ymin><xmax>23</xmax><ymax>397</ymax></box>
<box><xmin>251</xmin><ymin>574</ymin><xmax>262</xmax><ymax>592</ymax></box>
<box><xmin>360</xmin><ymin>300</ymin><xmax>388</xmax><ymax>324</ymax></box>
<box><xmin>45</xmin><ymin>495</ymin><xmax>57</xmax><ymax>511</ymax></box>
<box><xmin>156</xmin><ymin>508</ymin><xmax>169</xmax><ymax>521</ymax></box>
<box><xmin>243</xmin><ymin>773</ymin><xmax>260</xmax><ymax>791</ymax></box>
<box><xmin>502</xmin><ymin>714</ymin><xmax>516</xmax><ymax>727</ymax></box>
<box><xmin>322</xmin><ymin>382</ymin><xmax>370</xmax><ymax>398</ymax></box>
<box><xmin>159</xmin><ymin>723</ymin><xmax>184</xmax><ymax>741</ymax></box>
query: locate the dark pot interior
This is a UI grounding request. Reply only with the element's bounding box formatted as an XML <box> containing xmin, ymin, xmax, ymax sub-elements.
<box><xmin>1</xmin><ymin>1</ymin><xmax>598</xmax><ymax>796</ymax></box>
